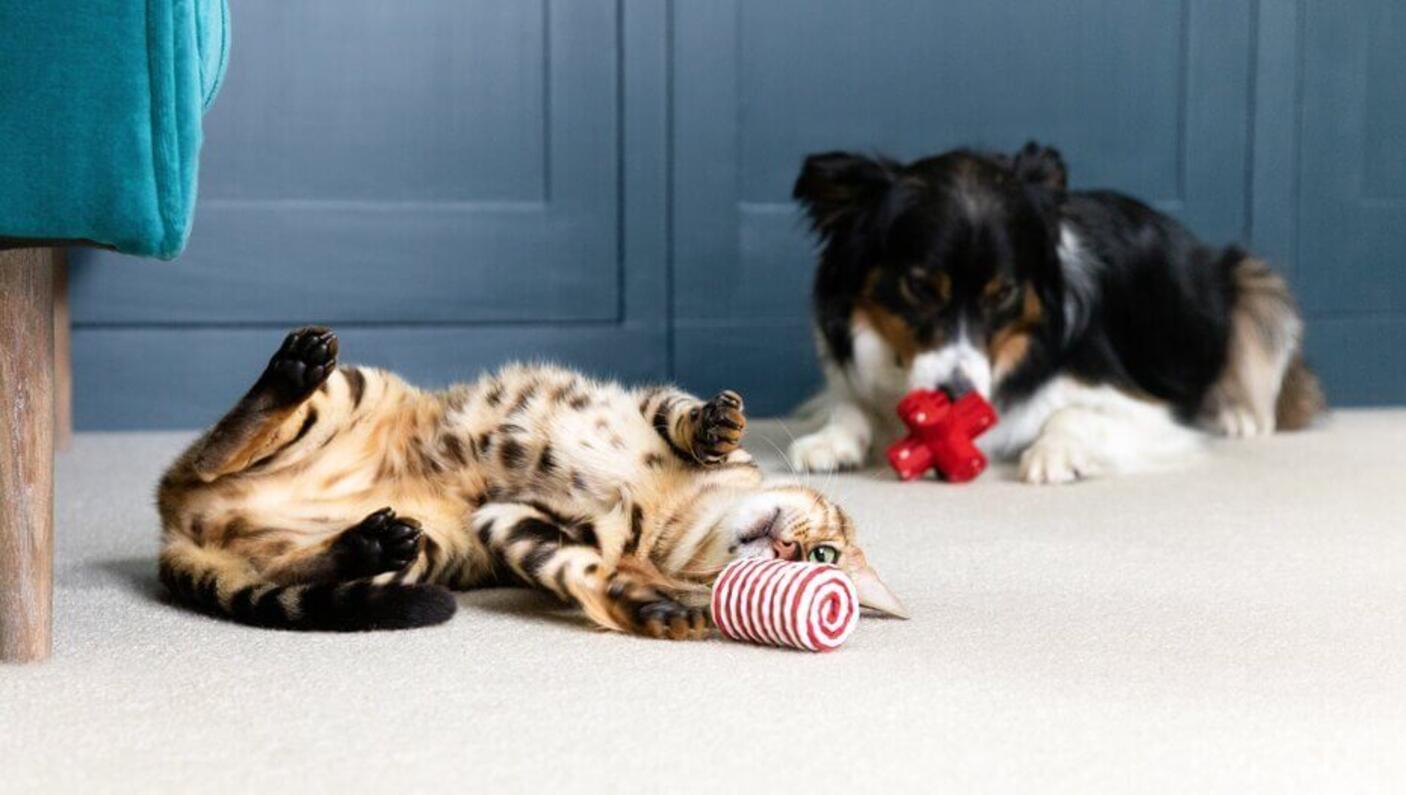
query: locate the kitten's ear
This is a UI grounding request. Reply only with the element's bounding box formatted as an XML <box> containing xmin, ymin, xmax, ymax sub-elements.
<box><xmin>792</xmin><ymin>151</ymin><xmax>899</xmax><ymax>240</ymax></box>
<box><xmin>1010</xmin><ymin>141</ymin><xmax>1068</xmax><ymax>191</ymax></box>
<box><xmin>851</xmin><ymin>564</ymin><xmax>909</xmax><ymax>619</ymax></box>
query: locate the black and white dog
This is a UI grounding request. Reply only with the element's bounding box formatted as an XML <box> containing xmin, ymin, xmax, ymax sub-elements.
<box><xmin>787</xmin><ymin>143</ymin><xmax>1324</xmax><ymax>483</ymax></box>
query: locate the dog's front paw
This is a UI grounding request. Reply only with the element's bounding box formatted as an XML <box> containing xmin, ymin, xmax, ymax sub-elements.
<box><xmin>1212</xmin><ymin>406</ymin><xmax>1274</xmax><ymax>439</ymax></box>
<box><xmin>1019</xmin><ymin>436</ymin><xmax>1101</xmax><ymax>485</ymax></box>
<box><xmin>788</xmin><ymin>426</ymin><xmax>866</xmax><ymax>473</ymax></box>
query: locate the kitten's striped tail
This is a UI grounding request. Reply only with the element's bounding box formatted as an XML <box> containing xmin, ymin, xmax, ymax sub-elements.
<box><xmin>158</xmin><ymin>543</ymin><xmax>456</xmax><ymax>631</ymax></box>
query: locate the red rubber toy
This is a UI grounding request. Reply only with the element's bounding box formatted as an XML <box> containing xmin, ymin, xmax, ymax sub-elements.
<box><xmin>886</xmin><ymin>390</ymin><xmax>998</xmax><ymax>482</ymax></box>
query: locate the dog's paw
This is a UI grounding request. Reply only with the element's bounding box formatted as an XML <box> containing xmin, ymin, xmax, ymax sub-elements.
<box><xmin>788</xmin><ymin>426</ymin><xmax>866</xmax><ymax>473</ymax></box>
<box><xmin>1213</xmin><ymin>406</ymin><xmax>1274</xmax><ymax>438</ymax></box>
<box><xmin>1019</xmin><ymin>436</ymin><xmax>1101</xmax><ymax>485</ymax></box>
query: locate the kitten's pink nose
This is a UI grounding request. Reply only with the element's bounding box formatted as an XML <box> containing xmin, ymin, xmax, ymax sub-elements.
<box><xmin>771</xmin><ymin>538</ymin><xmax>801</xmax><ymax>561</ymax></box>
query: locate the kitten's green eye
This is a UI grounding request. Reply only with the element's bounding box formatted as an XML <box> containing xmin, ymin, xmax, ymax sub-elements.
<box><xmin>808</xmin><ymin>545</ymin><xmax>840</xmax><ymax>564</ymax></box>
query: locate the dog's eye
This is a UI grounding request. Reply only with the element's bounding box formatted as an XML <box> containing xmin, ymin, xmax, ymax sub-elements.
<box><xmin>808</xmin><ymin>545</ymin><xmax>840</xmax><ymax>564</ymax></box>
<box><xmin>987</xmin><ymin>282</ymin><xmax>1019</xmax><ymax>307</ymax></box>
<box><xmin>901</xmin><ymin>270</ymin><xmax>937</xmax><ymax>304</ymax></box>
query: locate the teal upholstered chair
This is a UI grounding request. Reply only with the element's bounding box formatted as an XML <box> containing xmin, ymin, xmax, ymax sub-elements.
<box><xmin>0</xmin><ymin>0</ymin><xmax>229</xmax><ymax>255</ymax></box>
<box><xmin>0</xmin><ymin>0</ymin><xmax>230</xmax><ymax>662</ymax></box>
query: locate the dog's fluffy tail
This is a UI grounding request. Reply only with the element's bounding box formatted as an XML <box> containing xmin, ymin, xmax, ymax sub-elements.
<box><xmin>1205</xmin><ymin>253</ymin><xmax>1324</xmax><ymax>434</ymax></box>
<box><xmin>1275</xmin><ymin>353</ymin><xmax>1325</xmax><ymax>431</ymax></box>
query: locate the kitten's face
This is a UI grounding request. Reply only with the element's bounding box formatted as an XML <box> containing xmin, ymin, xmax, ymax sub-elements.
<box><xmin>722</xmin><ymin>484</ymin><xmax>908</xmax><ymax>618</ymax></box>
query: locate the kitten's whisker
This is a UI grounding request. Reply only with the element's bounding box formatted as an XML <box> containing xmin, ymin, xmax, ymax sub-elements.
<box><xmin>755</xmin><ymin>429</ymin><xmax>798</xmax><ymax>478</ymax></box>
<box><xmin>770</xmin><ymin>419</ymin><xmax>814</xmax><ymax>487</ymax></box>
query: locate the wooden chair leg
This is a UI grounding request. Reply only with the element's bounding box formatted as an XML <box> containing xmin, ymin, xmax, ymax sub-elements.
<box><xmin>0</xmin><ymin>248</ymin><xmax>55</xmax><ymax>663</ymax></box>
<box><xmin>53</xmin><ymin>250</ymin><xmax>71</xmax><ymax>449</ymax></box>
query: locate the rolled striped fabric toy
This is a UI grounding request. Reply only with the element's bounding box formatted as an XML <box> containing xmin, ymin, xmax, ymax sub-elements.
<box><xmin>710</xmin><ymin>558</ymin><xmax>860</xmax><ymax>652</ymax></box>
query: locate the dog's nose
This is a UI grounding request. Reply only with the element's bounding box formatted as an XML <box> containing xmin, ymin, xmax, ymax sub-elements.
<box><xmin>938</xmin><ymin>370</ymin><xmax>976</xmax><ymax>398</ymax></box>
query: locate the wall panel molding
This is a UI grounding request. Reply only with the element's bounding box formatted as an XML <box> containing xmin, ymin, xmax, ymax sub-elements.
<box><xmin>72</xmin><ymin>0</ymin><xmax>623</xmax><ymax>327</ymax></box>
<box><xmin>72</xmin><ymin>0</ymin><xmax>673</xmax><ymax>429</ymax></box>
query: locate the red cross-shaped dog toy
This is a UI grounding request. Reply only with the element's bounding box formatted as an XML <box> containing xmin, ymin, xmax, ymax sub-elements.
<box><xmin>886</xmin><ymin>390</ymin><xmax>998</xmax><ymax>483</ymax></box>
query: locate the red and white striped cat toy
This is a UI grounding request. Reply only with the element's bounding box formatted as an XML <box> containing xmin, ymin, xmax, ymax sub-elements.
<box><xmin>710</xmin><ymin>558</ymin><xmax>860</xmax><ymax>652</ymax></box>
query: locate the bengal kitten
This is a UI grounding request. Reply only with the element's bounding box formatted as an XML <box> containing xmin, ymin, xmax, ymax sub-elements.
<box><xmin>157</xmin><ymin>327</ymin><xmax>906</xmax><ymax>638</ymax></box>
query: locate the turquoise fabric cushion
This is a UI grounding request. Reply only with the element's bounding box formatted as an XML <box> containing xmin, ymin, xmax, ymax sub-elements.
<box><xmin>0</xmin><ymin>0</ymin><xmax>229</xmax><ymax>259</ymax></box>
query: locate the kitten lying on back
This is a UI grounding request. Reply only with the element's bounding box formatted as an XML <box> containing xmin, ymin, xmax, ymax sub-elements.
<box><xmin>157</xmin><ymin>327</ymin><xmax>906</xmax><ymax>637</ymax></box>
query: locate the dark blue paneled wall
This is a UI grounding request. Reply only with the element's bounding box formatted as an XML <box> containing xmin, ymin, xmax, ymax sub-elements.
<box><xmin>72</xmin><ymin>0</ymin><xmax>1406</xmax><ymax>429</ymax></box>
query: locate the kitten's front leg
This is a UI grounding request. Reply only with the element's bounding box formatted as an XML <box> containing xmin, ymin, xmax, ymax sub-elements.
<box><xmin>635</xmin><ymin>386</ymin><xmax>748</xmax><ymax>465</ymax></box>
<box><xmin>596</xmin><ymin>567</ymin><xmax>709</xmax><ymax>641</ymax></box>
<box><xmin>472</xmin><ymin>502</ymin><xmax>709</xmax><ymax>639</ymax></box>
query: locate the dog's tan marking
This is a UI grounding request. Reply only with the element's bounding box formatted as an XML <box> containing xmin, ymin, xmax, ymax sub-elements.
<box><xmin>854</xmin><ymin>302</ymin><xmax>920</xmax><ymax>366</ymax></box>
<box><xmin>987</xmin><ymin>285</ymin><xmax>1044</xmax><ymax>384</ymax></box>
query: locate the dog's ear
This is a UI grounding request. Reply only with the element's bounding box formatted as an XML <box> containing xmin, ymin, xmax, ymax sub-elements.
<box><xmin>792</xmin><ymin>152</ymin><xmax>899</xmax><ymax>239</ymax></box>
<box><xmin>1010</xmin><ymin>141</ymin><xmax>1067</xmax><ymax>191</ymax></box>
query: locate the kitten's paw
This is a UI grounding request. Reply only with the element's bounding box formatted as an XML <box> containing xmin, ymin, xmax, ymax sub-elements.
<box><xmin>788</xmin><ymin>426</ymin><xmax>866</xmax><ymax>473</ymax></box>
<box><xmin>259</xmin><ymin>326</ymin><xmax>339</xmax><ymax>407</ymax></box>
<box><xmin>691</xmin><ymin>390</ymin><xmax>746</xmax><ymax>464</ymax></box>
<box><xmin>1019</xmin><ymin>436</ymin><xmax>1101</xmax><ymax>485</ymax></box>
<box><xmin>636</xmin><ymin>599</ymin><xmax>710</xmax><ymax>640</ymax></box>
<box><xmin>336</xmin><ymin>507</ymin><xmax>423</xmax><ymax>577</ymax></box>
<box><xmin>1212</xmin><ymin>405</ymin><xmax>1274</xmax><ymax>438</ymax></box>
<box><xmin>605</xmin><ymin>576</ymin><xmax>710</xmax><ymax>640</ymax></box>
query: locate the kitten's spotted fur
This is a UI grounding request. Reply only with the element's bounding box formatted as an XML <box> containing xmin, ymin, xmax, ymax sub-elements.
<box><xmin>157</xmin><ymin>327</ymin><xmax>905</xmax><ymax>637</ymax></box>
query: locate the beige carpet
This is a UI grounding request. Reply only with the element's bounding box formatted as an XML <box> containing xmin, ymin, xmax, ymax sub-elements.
<box><xmin>2</xmin><ymin>413</ymin><xmax>1404</xmax><ymax>793</ymax></box>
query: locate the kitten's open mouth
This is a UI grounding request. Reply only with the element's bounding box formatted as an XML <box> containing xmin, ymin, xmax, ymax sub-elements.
<box><xmin>736</xmin><ymin>508</ymin><xmax>782</xmax><ymax>545</ymax></box>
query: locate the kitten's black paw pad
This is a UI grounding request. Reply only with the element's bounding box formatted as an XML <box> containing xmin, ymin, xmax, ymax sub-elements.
<box><xmin>337</xmin><ymin>507</ymin><xmax>422</xmax><ymax>577</ymax></box>
<box><xmin>691</xmin><ymin>390</ymin><xmax>746</xmax><ymax>464</ymax></box>
<box><xmin>260</xmin><ymin>326</ymin><xmax>339</xmax><ymax>406</ymax></box>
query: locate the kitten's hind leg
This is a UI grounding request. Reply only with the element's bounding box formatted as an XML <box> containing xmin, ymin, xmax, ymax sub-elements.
<box><xmin>259</xmin><ymin>506</ymin><xmax>489</xmax><ymax>591</ymax></box>
<box><xmin>188</xmin><ymin>326</ymin><xmax>340</xmax><ymax>480</ymax></box>
<box><xmin>635</xmin><ymin>386</ymin><xmax>748</xmax><ymax>465</ymax></box>
<box><xmin>261</xmin><ymin>507</ymin><xmax>424</xmax><ymax>586</ymax></box>
<box><xmin>472</xmin><ymin>502</ymin><xmax>709</xmax><ymax>639</ymax></box>
<box><xmin>250</xmin><ymin>325</ymin><xmax>341</xmax><ymax>409</ymax></box>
